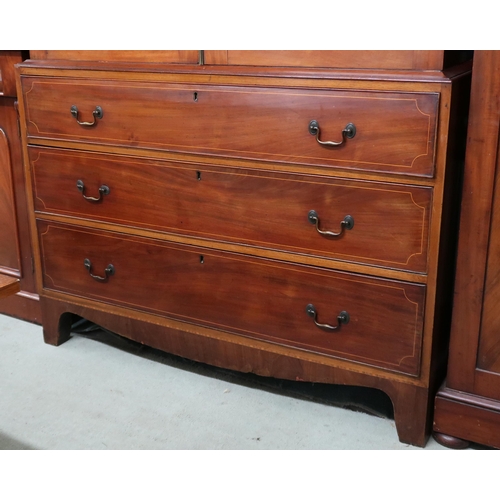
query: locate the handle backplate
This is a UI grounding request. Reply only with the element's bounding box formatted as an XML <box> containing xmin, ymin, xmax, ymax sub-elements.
<box><xmin>309</xmin><ymin>120</ymin><xmax>356</xmax><ymax>147</ymax></box>
<box><xmin>306</xmin><ymin>304</ymin><xmax>350</xmax><ymax>332</ymax></box>
<box><xmin>76</xmin><ymin>180</ymin><xmax>110</xmax><ymax>202</ymax></box>
<box><xmin>71</xmin><ymin>105</ymin><xmax>103</xmax><ymax>126</ymax></box>
<box><xmin>84</xmin><ymin>258</ymin><xmax>115</xmax><ymax>282</ymax></box>
<box><xmin>308</xmin><ymin>210</ymin><xmax>354</xmax><ymax>237</ymax></box>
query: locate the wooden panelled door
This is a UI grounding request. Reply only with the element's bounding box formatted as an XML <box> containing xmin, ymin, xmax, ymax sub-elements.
<box><xmin>470</xmin><ymin>122</ymin><xmax>500</xmax><ymax>401</ymax></box>
<box><xmin>446</xmin><ymin>51</ymin><xmax>500</xmax><ymax>400</ymax></box>
<box><xmin>0</xmin><ymin>51</ymin><xmax>40</xmax><ymax>319</ymax></box>
<box><xmin>434</xmin><ymin>50</ymin><xmax>500</xmax><ymax>449</ymax></box>
<box><xmin>0</xmin><ymin>102</ymin><xmax>21</xmax><ymax>274</ymax></box>
<box><xmin>0</xmin><ymin>99</ymin><xmax>23</xmax><ymax>300</ymax></box>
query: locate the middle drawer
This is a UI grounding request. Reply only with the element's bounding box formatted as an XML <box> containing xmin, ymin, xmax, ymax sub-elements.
<box><xmin>31</xmin><ymin>147</ymin><xmax>431</xmax><ymax>273</ymax></box>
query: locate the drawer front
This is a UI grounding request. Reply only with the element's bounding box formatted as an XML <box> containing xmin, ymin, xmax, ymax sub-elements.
<box><xmin>31</xmin><ymin>148</ymin><xmax>431</xmax><ymax>272</ymax></box>
<box><xmin>22</xmin><ymin>77</ymin><xmax>439</xmax><ymax>176</ymax></box>
<box><xmin>38</xmin><ymin>221</ymin><xmax>425</xmax><ymax>375</ymax></box>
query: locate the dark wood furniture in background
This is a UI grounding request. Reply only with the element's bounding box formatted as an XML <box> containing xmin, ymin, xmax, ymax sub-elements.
<box><xmin>433</xmin><ymin>50</ymin><xmax>500</xmax><ymax>449</ymax></box>
<box><xmin>0</xmin><ymin>274</ymin><xmax>20</xmax><ymax>299</ymax></box>
<box><xmin>16</xmin><ymin>50</ymin><xmax>471</xmax><ymax>446</ymax></box>
<box><xmin>0</xmin><ymin>51</ymin><xmax>40</xmax><ymax>320</ymax></box>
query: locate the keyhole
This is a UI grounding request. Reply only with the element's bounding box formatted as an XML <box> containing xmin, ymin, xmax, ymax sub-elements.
<box><xmin>193</xmin><ymin>92</ymin><xmax>198</xmax><ymax>102</ymax></box>
<box><xmin>200</xmin><ymin>255</ymin><xmax>204</xmax><ymax>264</ymax></box>
<box><xmin>197</xmin><ymin>171</ymin><xmax>202</xmax><ymax>181</ymax></box>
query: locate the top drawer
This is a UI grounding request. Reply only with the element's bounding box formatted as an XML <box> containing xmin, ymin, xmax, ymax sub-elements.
<box><xmin>21</xmin><ymin>76</ymin><xmax>439</xmax><ymax>177</ymax></box>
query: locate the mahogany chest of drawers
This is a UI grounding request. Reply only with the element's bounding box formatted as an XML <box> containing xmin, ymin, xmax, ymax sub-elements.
<box><xmin>16</xmin><ymin>51</ymin><xmax>471</xmax><ymax>446</ymax></box>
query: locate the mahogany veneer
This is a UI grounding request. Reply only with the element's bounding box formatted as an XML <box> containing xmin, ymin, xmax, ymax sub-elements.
<box><xmin>16</xmin><ymin>50</ymin><xmax>471</xmax><ymax>446</ymax></box>
<box><xmin>0</xmin><ymin>274</ymin><xmax>20</xmax><ymax>299</ymax></box>
<box><xmin>30</xmin><ymin>147</ymin><xmax>432</xmax><ymax>273</ymax></box>
<box><xmin>203</xmin><ymin>50</ymin><xmax>456</xmax><ymax>71</ymax></box>
<box><xmin>29</xmin><ymin>50</ymin><xmax>200</xmax><ymax>64</ymax></box>
<box><xmin>38</xmin><ymin>220</ymin><xmax>425</xmax><ymax>376</ymax></box>
<box><xmin>433</xmin><ymin>50</ymin><xmax>500</xmax><ymax>449</ymax></box>
<box><xmin>22</xmin><ymin>80</ymin><xmax>438</xmax><ymax>176</ymax></box>
<box><xmin>0</xmin><ymin>51</ymin><xmax>40</xmax><ymax>322</ymax></box>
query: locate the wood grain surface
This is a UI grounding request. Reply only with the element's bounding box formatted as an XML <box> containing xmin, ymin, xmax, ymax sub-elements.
<box><xmin>22</xmin><ymin>77</ymin><xmax>439</xmax><ymax>176</ymax></box>
<box><xmin>15</xmin><ymin>51</ymin><xmax>472</xmax><ymax>447</ymax></box>
<box><xmin>30</xmin><ymin>147</ymin><xmax>431</xmax><ymax>273</ymax></box>
<box><xmin>203</xmin><ymin>51</ymin><xmax>446</xmax><ymax>71</ymax></box>
<box><xmin>433</xmin><ymin>51</ymin><xmax>500</xmax><ymax>448</ymax></box>
<box><xmin>0</xmin><ymin>274</ymin><xmax>20</xmax><ymax>298</ymax></box>
<box><xmin>38</xmin><ymin>220</ymin><xmax>425</xmax><ymax>375</ymax></box>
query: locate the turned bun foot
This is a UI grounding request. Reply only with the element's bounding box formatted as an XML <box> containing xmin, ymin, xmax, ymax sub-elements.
<box><xmin>433</xmin><ymin>431</ymin><xmax>469</xmax><ymax>449</ymax></box>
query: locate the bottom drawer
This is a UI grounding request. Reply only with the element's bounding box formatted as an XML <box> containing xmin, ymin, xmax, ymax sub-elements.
<box><xmin>38</xmin><ymin>221</ymin><xmax>425</xmax><ymax>375</ymax></box>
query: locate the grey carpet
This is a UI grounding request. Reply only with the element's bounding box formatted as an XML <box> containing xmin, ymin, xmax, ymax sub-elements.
<box><xmin>0</xmin><ymin>313</ymin><xmax>447</xmax><ymax>450</ymax></box>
